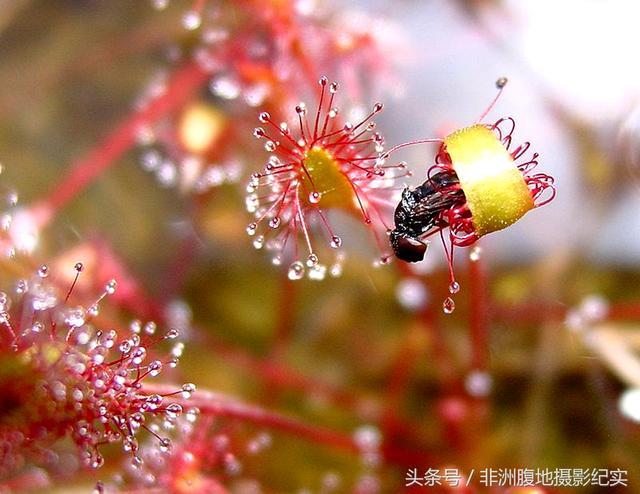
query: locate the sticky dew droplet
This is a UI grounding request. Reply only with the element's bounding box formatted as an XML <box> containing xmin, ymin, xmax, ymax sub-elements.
<box><xmin>443</xmin><ymin>296</ymin><xmax>455</xmax><ymax>314</ymax></box>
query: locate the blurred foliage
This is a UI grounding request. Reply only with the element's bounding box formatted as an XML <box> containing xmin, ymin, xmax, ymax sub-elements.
<box><xmin>1</xmin><ymin>1</ymin><xmax>640</xmax><ymax>493</ymax></box>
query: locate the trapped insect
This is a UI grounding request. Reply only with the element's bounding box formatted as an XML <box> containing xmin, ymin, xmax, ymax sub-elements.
<box><xmin>386</xmin><ymin>78</ymin><xmax>555</xmax><ymax>311</ymax></box>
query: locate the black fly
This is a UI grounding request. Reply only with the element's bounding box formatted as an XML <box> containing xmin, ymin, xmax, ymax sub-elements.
<box><xmin>390</xmin><ymin>169</ymin><xmax>466</xmax><ymax>263</ymax></box>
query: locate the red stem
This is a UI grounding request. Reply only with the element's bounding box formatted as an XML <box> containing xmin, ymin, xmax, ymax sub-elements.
<box><xmin>269</xmin><ymin>275</ymin><xmax>298</xmax><ymax>360</ymax></box>
<box><xmin>33</xmin><ymin>59</ymin><xmax>210</xmax><ymax>217</ymax></box>
<box><xmin>198</xmin><ymin>330</ymin><xmax>358</xmax><ymax>409</ymax></box>
<box><xmin>69</xmin><ymin>258</ymin><xmax>360</xmax><ymax>413</ymax></box>
<box><xmin>143</xmin><ymin>383</ymin><xmax>436</xmax><ymax>468</ymax></box>
<box><xmin>260</xmin><ymin>275</ymin><xmax>299</xmax><ymax>406</ymax></box>
<box><xmin>603</xmin><ymin>303</ymin><xmax>640</xmax><ymax>322</ymax></box>
<box><xmin>144</xmin><ymin>383</ymin><xmax>358</xmax><ymax>454</ymax></box>
<box><xmin>380</xmin><ymin>324</ymin><xmax>424</xmax><ymax>440</ymax></box>
<box><xmin>396</xmin><ymin>262</ymin><xmax>457</xmax><ymax>385</ymax></box>
<box><xmin>419</xmin><ymin>283</ymin><xmax>458</xmax><ymax>387</ymax></box>
<box><xmin>491</xmin><ymin>300</ymin><xmax>640</xmax><ymax>325</ymax></box>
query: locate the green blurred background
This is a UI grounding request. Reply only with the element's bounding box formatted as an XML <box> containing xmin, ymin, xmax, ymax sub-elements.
<box><xmin>1</xmin><ymin>1</ymin><xmax>640</xmax><ymax>492</ymax></box>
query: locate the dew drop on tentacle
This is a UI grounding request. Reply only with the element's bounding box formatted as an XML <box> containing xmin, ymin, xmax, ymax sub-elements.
<box><xmin>105</xmin><ymin>279</ymin><xmax>117</xmax><ymax>295</ymax></box>
<box><xmin>309</xmin><ymin>191</ymin><xmax>321</xmax><ymax>204</ymax></box>
<box><xmin>181</xmin><ymin>383</ymin><xmax>196</xmax><ymax>399</ymax></box>
<box><xmin>148</xmin><ymin>360</ymin><xmax>162</xmax><ymax>376</ymax></box>
<box><xmin>308</xmin><ymin>264</ymin><xmax>327</xmax><ymax>281</ymax></box>
<box><xmin>249</xmin><ymin>172</ymin><xmax>260</xmax><ymax>185</ymax></box>
<box><xmin>15</xmin><ymin>279</ymin><xmax>27</xmax><ymax>294</ymax></box>
<box><xmin>144</xmin><ymin>321</ymin><xmax>157</xmax><ymax>335</ymax></box>
<box><xmin>288</xmin><ymin>261</ymin><xmax>305</xmax><ymax>280</ymax></box>
<box><xmin>159</xmin><ymin>437</ymin><xmax>172</xmax><ymax>453</ymax></box>
<box><xmin>165</xmin><ymin>328</ymin><xmax>180</xmax><ymax>339</ymax></box>
<box><xmin>253</xmin><ymin>235</ymin><xmax>265</xmax><ymax>249</ymax></box>
<box><xmin>246</xmin><ymin>194</ymin><xmax>259</xmax><ymax>213</ymax></box>
<box><xmin>443</xmin><ymin>296</ymin><xmax>456</xmax><ymax>314</ymax></box>
<box><xmin>469</xmin><ymin>246</ymin><xmax>482</xmax><ymax>262</ymax></box>
<box><xmin>93</xmin><ymin>456</ymin><xmax>105</xmax><ymax>469</ymax></box>
<box><xmin>131</xmin><ymin>455</ymin><xmax>143</xmax><ymax>469</ymax></box>
<box><xmin>267</xmin><ymin>155</ymin><xmax>280</xmax><ymax>168</ymax></box>
<box><xmin>268</xmin><ymin>217</ymin><xmax>280</xmax><ymax>229</ymax></box>
<box><xmin>496</xmin><ymin>76</ymin><xmax>508</xmax><ymax>89</ymax></box>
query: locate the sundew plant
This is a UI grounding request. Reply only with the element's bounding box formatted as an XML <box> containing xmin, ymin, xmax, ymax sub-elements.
<box><xmin>1</xmin><ymin>1</ymin><xmax>639</xmax><ymax>493</ymax></box>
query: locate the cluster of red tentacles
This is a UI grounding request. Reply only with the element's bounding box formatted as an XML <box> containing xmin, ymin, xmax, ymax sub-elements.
<box><xmin>426</xmin><ymin>116</ymin><xmax>556</xmax><ymax>248</ymax></box>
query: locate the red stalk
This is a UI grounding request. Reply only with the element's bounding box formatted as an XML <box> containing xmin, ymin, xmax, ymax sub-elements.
<box><xmin>33</xmin><ymin>59</ymin><xmax>211</xmax><ymax>219</ymax></box>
